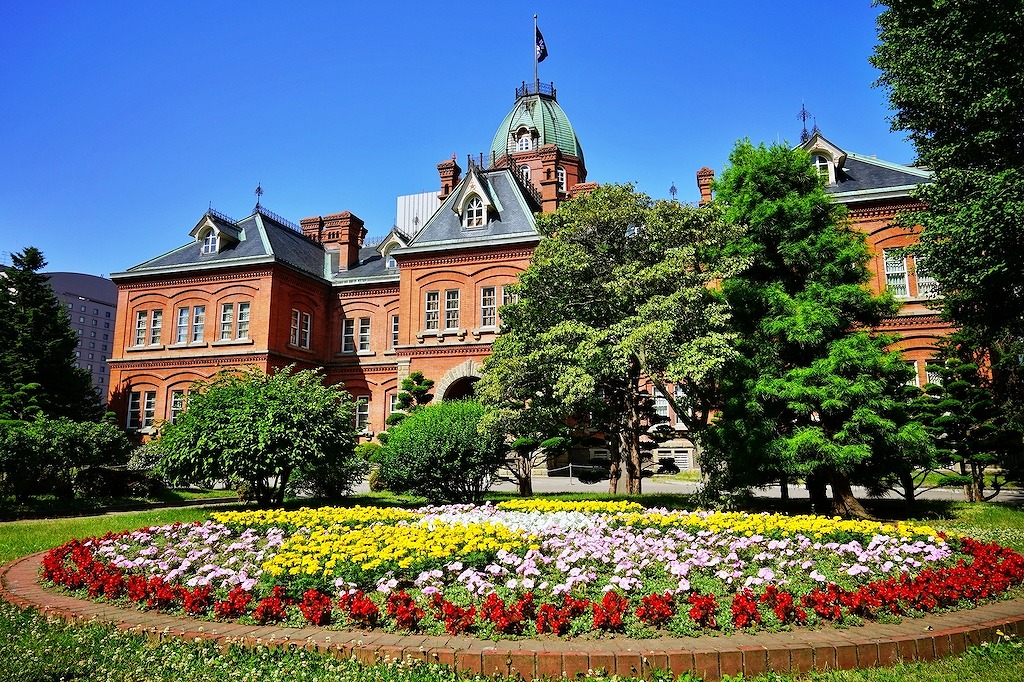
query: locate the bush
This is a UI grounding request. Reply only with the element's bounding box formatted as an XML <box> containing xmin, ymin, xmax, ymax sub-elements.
<box><xmin>0</xmin><ymin>416</ymin><xmax>132</xmax><ymax>503</ymax></box>
<box><xmin>73</xmin><ymin>467</ymin><xmax>166</xmax><ymax>499</ymax></box>
<box><xmin>374</xmin><ymin>401</ymin><xmax>505</xmax><ymax>503</ymax></box>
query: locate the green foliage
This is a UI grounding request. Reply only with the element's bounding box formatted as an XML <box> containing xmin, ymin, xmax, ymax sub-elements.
<box><xmin>911</xmin><ymin>342</ymin><xmax>1022</xmax><ymax>502</ymax></box>
<box><xmin>396</xmin><ymin>371</ymin><xmax>435</xmax><ymax>412</ymax></box>
<box><xmin>872</xmin><ymin>2</ymin><xmax>1024</xmax><ymax>431</ymax></box>
<box><xmin>0</xmin><ymin>247</ymin><xmax>101</xmax><ymax>420</ymax></box>
<box><xmin>704</xmin><ymin>141</ymin><xmax>926</xmax><ymax>517</ymax></box>
<box><xmin>0</xmin><ymin>416</ymin><xmax>132</xmax><ymax>504</ymax></box>
<box><xmin>157</xmin><ymin>365</ymin><xmax>364</xmax><ymax>505</ymax></box>
<box><xmin>374</xmin><ymin>400</ymin><xmax>505</xmax><ymax>503</ymax></box>
<box><xmin>478</xmin><ymin>184</ymin><xmax>745</xmax><ymax>494</ymax></box>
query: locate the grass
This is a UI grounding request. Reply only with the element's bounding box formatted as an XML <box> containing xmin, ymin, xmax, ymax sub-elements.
<box><xmin>0</xmin><ymin>487</ymin><xmax>239</xmax><ymax>522</ymax></box>
<box><xmin>2</xmin><ymin>495</ymin><xmax>1024</xmax><ymax>681</ymax></box>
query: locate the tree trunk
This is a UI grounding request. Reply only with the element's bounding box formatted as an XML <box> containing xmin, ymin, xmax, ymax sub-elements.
<box><xmin>899</xmin><ymin>468</ymin><xmax>916</xmax><ymax>507</ymax></box>
<box><xmin>828</xmin><ymin>470</ymin><xmax>873</xmax><ymax>519</ymax></box>
<box><xmin>780</xmin><ymin>477</ymin><xmax>789</xmax><ymax>501</ymax></box>
<box><xmin>622</xmin><ymin>428</ymin><xmax>642</xmax><ymax>496</ymax></box>
<box><xmin>607</xmin><ymin>435</ymin><xmax>621</xmax><ymax>494</ymax></box>
<box><xmin>518</xmin><ymin>458</ymin><xmax>533</xmax><ymax>497</ymax></box>
<box><xmin>806</xmin><ymin>471</ymin><xmax>829</xmax><ymax>515</ymax></box>
<box><xmin>960</xmin><ymin>461</ymin><xmax>976</xmax><ymax>502</ymax></box>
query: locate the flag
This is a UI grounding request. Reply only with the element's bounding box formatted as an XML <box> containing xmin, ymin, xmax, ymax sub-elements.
<box><xmin>536</xmin><ymin>26</ymin><xmax>548</xmax><ymax>63</ymax></box>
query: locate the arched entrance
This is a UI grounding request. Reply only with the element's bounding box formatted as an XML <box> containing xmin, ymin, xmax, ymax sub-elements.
<box><xmin>433</xmin><ymin>359</ymin><xmax>484</xmax><ymax>402</ymax></box>
<box><xmin>443</xmin><ymin>376</ymin><xmax>478</xmax><ymax>400</ymax></box>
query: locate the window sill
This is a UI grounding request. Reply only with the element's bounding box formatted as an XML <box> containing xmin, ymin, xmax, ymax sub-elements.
<box><xmin>383</xmin><ymin>349</ymin><xmax>397</xmax><ymax>356</ymax></box>
<box><xmin>356</xmin><ymin>349</ymin><xmax>375</xmax><ymax>357</ymax></box>
<box><xmin>125</xmin><ymin>344</ymin><xmax>166</xmax><ymax>352</ymax></box>
<box><xmin>168</xmin><ymin>342</ymin><xmax>209</xmax><ymax>350</ymax></box>
<box><xmin>212</xmin><ymin>338</ymin><xmax>254</xmax><ymax>347</ymax></box>
<box><xmin>471</xmin><ymin>326</ymin><xmax>497</xmax><ymax>340</ymax></box>
<box><xmin>416</xmin><ymin>328</ymin><xmax>468</xmax><ymax>343</ymax></box>
<box><xmin>287</xmin><ymin>343</ymin><xmax>314</xmax><ymax>353</ymax></box>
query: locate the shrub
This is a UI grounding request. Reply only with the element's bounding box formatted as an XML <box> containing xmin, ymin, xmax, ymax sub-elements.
<box><xmin>374</xmin><ymin>401</ymin><xmax>506</xmax><ymax>503</ymax></box>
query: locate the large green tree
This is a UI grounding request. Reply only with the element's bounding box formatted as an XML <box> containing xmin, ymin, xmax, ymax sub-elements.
<box><xmin>704</xmin><ymin>141</ymin><xmax>931</xmax><ymax>517</ymax></box>
<box><xmin>477</xmin><ymin>184</ymin><xmax>744</xmax><ymax>494</ymax></box>
<box><xmin>157</xmin><ymin>365</ymin><xmax>363</xmax><ymax>505</ymax></box>
<box><xmin>0</xmin><ymin>247</ymin><xmax>100</xmax><ymax>420</ymax></box>
<box><xmin>872</xmin><ymin>0</ymin><xmax>1024</xmax><ymax>428</ymax></box>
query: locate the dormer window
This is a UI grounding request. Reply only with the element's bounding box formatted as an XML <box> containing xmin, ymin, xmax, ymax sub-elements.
<box><xmin>812</xmin><ymin>155</ymin><xmax>831</xmax><ymax>183</ymax></box>
<box><xmin>515</xmin><ymin>126</ymin><xmax>534</xmax><ymax>152</ymax></box>
<box><xmin>201</xmin><ymin>230</ymin><xmax>219</xmax><ymax>254</ymax></box>
<box><xmin>464</xmin><ymin>195</ymin><xmax>485</xmax><ymax>228</ymax></box>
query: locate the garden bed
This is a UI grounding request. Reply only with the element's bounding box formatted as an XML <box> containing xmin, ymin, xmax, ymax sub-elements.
<box><xmin>40</xmin><ymin>500</ymin><xmax>1024</xmax><ymax>639</ymax></box>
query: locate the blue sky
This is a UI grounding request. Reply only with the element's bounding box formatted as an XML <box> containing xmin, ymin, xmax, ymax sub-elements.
<box><xmin>0</xmin><ymin>1</ymin><xmax>912</xmax><ymax>278</ymax></box>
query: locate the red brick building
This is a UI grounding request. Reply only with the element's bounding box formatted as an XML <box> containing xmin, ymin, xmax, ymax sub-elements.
<box><xmin>108</xmin><ymin>88</ymin><xmax>950</xmax><ymax>463</ymax></box>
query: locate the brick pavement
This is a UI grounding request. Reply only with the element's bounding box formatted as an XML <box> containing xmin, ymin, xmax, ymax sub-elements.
<box><xmin>3</xmin><ymin>551</ymin><xmax>1024</xmax><ymax>681</ymax></box>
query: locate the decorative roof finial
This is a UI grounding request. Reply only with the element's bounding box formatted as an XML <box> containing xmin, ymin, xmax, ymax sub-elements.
<box><xmin>798</xmin><ymin>101</ymin><xmax>814</xmax><ymax>143</ymax></box>
<box><xmin>669</xmin><ymin>181</ymin><xmax>677</xmax><ymax>201</ymax></box>
<box><xmin>254</xmin><ymin>182</ymin><xmax>263</xmax><ymax>210</ymax></box>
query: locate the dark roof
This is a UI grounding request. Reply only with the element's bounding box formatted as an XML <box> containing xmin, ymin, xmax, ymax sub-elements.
<box><xmin>112</xmin><ymin>209</ymin><xmax>328</xmax><ymax>281</ymax></box>
<box><xmin>403</xmin><ymin>168</ymin><xmax>540</xmax><ymax>253</ymax></box>
<box><xmin>829</xmin><ymin>154</ymin><xmax>932</xmax><ymax>195</ymax></box>
<box><xmin>332</xmin><ymin>246</ymin><xmax>399</xmax><ymax>284</ymax></box>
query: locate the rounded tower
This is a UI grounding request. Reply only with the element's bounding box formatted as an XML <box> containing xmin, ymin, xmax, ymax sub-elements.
<box><xmin>488</xmin><ymin>81</ymin><xmax>587</xmax><ymax>213</ymax></box>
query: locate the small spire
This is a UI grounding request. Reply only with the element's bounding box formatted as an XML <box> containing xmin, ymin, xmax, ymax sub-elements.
<box><xmin>669</xmin><ymin>181</ymin><xmax>677</xmax><ymax>201</ymax></box>
<box><xmin>798</xmin><ymin>101</ymin><xmax>813</xmax><ymax>143</ymax></box>
<box><xmin>254</xmin><ymin>182</ymin><xmax>264</xmax><ymax>209</ymax></box>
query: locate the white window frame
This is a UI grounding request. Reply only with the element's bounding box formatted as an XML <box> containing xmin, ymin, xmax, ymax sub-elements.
<box><xmin>464</xmin><ymin>196</ymin><xmax>485</xmax><ymax>228</ymax></box>
<box><xmin>425</xmin><ymin>291</ymin><xmax>440</xmax><ymax>330</ymax></box>
<box><xmin>169</xmin><ymin>389</ymin><xmax>186</xmax><ymax>423</ymax></box>
<box><xmin>444</xmin><ymin>289</ymin><xmax>460</xmax><ymax>330</ymax></box>
<box><xmin>883</xmin><ymin>249</ymin><xmax>909</xmax><ymax>298</ymax></box>
<box><xmin>149</xmin><ymin>310</ymin><xmax>162</xmax><ymax>345</ymax></box>
<box><xmin>219</xmin><ymin>303</ymin><xmax>234</xmax><ymax>340</ymax></box>
<box><xmin>914</xmin><ymin>257</ymin><xmax>939</xmax><ymax>298</ymax></box>
<box><xmin>557</xmin><ymin>166</ymin><xmax>566</xmax><ymax>192</ymax></box>
<box><xmin>237</xmin><ymin>302</ymin><xmax>250</xmax><ymax>339</ymax></box>
<box><xmin>190</xmin><ymin>305</ymin><xmax>205</xmax><ymax>343</ymax></box>
<box><xmin>341</xmin><ymin>318</ymin><xmax>355</xmax><ymax>353</ymax></box>
<box><xmin>653</xmin><ymin>395</ymin><xmax>670</xmax><ymax>419</ymax></box>
<box><xmin>291</xmin><ymin>309</ymin><xmax>301</xmax><ymax>346</ymax></box>
<box><xmin>201</xmin><ymin>231</ymin><xmax>218</xmax><ymax>254</ymax></box>
<box><xmin>355</xmin><ymin>395</ymin><xmax>370</xmax><ymax>432</ymax></box>
<box><xmin>358</xmin><ymin>317</ymin><xmax>371</xmax><ymax>351</ymax></box>
<box><xmin>175</xmin><ymin>307</ymin><xmax>189</xmax><ymax>344</ymax></box>
<box><xmin>299</xmin><ymin>312</ymin><xmax>311</xmax><ymax>349</ymax></box>
<box><xmin>905</xmin><ymin>360</ymin><xmax>921</xmax><ymax>387</ymax></box>
<box><xmin>480</xmin><ymin>286</ymin><xmax>497</xmax><ymax>327</ymax></box>
<box><xmin>133</xmin><ymin>311</ymin><xmax>147</xmax><ymax>347</ymax></box>
<box><xmin>389</xmin><ymin>314</ymin><xmax>399</xmax><ymax>349</ymax></box>
<box><xmin>519</xmin><ymin>165</ymin><xmax>531</xmax><ymax>182</ymax></box>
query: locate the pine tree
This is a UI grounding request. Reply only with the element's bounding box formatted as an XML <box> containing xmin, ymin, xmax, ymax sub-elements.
<box><xmin>0</xmin><ymin>247</ymin><xmax>100</xmax><ymax>420</ymax></box>
<box><xmin>703</xmin><ymin>141</ymin><xmax>931</xmax><ymax>518</ymax></box>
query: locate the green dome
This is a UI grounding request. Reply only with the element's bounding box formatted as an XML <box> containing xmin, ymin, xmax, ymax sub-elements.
<box><xmin>489</xmin><ymin>84</ymin><xmax>584</xmax><ymax>165</ymax></box>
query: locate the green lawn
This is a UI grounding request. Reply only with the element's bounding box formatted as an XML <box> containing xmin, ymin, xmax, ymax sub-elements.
<box><xmin>2</xmin><ymin>495</ymin><xmax>1023</xmax><ymax>681</ymax></box>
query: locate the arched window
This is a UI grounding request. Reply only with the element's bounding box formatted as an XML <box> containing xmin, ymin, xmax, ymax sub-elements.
<box><xmin>557</xmin><ymin>166</ymin><xmax>567</xmax><ymax>192</ymax></box>
<box><xmin>201</xmin><ymin>230</ymin><xmax>219</xmax><ymax>254</ymax></box>
<box><xmin>516</xmin><ymin>136</ymin><xmax>532</xmax><ymax>151</ymax></box>
<box><xmin>519</xmin><ymin>165</ymin><xmax>531</xmax><ymax>183</ymax></box>
<box><xmin>464</xmin><ymin>196</ymin><xmax>485</xmax><ymax>228</ymax></box>
<box><xmin>811</xmin><ymin>155</ymin><xmax>831</xmax><ymax>183</ymax></box>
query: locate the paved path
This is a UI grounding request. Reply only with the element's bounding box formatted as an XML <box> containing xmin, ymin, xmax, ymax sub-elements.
<box><xmin>4</xmin><ymin>552</ymin><xmax>1024</xmax><ymax>681</ymax></box>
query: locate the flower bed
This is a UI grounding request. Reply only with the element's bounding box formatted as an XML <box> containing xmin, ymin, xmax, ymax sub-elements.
<box><xmin>40</xmin><ymin>501</ymin><xmax>1024</xmax><ymax>638</ymax></box>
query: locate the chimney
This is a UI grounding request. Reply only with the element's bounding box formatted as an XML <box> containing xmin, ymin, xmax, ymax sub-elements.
<box><xmin>696</xmin><ymin>167</ymin><xmax>715</xmax><ymax>205</ymax></box>
<box><xmin>437</xmin><ymin>155</ymin><xmax>462</xmax><ymax>202</ymax></box>
<box><xmin>300</xmin><ymin>211</ymin><xmax>366</xmax><ymax>270</ymax></box>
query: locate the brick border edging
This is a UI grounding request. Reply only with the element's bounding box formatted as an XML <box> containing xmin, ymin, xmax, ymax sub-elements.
<box><xmin>4</xmin><ymin>552</ymin><xmax>1024</xmax><ymax>681</ymax></box>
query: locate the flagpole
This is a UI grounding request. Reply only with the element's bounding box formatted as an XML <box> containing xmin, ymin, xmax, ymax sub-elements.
<box><xmin>533</xmin><ymin>14</ymin><xmax>539</xmax><ymax>92</ymax></box>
